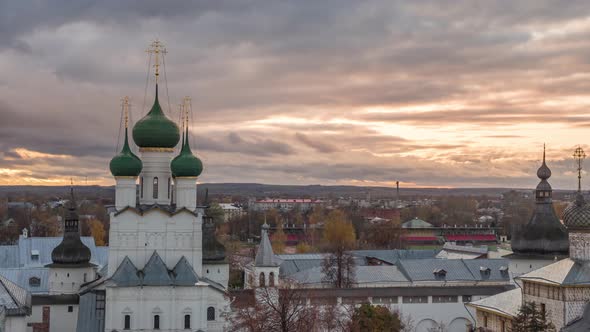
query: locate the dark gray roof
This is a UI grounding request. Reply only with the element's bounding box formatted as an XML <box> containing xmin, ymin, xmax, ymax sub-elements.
<box><xmin>110</xmin><ymin>257</ymin><xmax>141</xmax><ymax>287</ymax></box>
<box><xmin>142</xmin><ymin>252</ymin><xmax>173</xmax><ymax>286</ymax></box>
<box><xmin>564</xmin><ymin>302</ymin><xmax>590</xmax><ymax>332</ymax></box>
<box><xmin>109</xmin><ymin>254</ymin><xmax>211</xmax><ymax>288</ymax></box>
<box><xmin>172</xmin><ymin>256</ymin><xmax>199</xmax><ymax>286</ymax></box>
<box><xmin>0</xmin><ymin>274</ymin><xmax>31</xmax><ymax>316</ymax></box>
<box><xmin>511</xmin><ymin>153</ymin><xmax>569</xmax><ymax>255</ymax></box>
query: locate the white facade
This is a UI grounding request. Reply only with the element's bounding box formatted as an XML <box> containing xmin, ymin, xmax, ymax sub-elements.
<box><xmin>138</xmin><ymin>150</ymin><xmax>175</xmax><ymax>206</ymax></box>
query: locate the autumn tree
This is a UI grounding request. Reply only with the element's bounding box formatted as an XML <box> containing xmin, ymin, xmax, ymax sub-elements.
<box><xmin>295</xmin><ymin>242</ymin><xmax>315</xmax><ymax>253</ymax></box>
<box><xmin>271</xmin><ymin>221</ymin><xmax>287</xmax><ymax>254</ymax></box>
<box><xmin>350</xmin><ymin>304</ymin><xmax>403</xmax><ymax>332</ymax></box>
<box><xmin>510</xmin><ymin>302</ymin><xmax>555</xmax><ymax>332</ymax></box>
<box><xmin>207</xmin><ymin>203</ymin><xmax>226</xmax><ymax>225</ymax></box>
<box><xmin>88</xmin><ymin>219</ymin><xmax>106</xmax><ymax>246</ymax></box>
<box><xmin>362</xmin><ymin>219</ymin><xmax>402</xmax><ymax>249</ymax></box>
<box><xmin>321</xmin><ymin>210</ymin><xmax>356</xmax><ymax>288</ymax></box>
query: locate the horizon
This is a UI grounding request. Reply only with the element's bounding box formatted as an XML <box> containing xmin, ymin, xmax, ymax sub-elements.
<box><xmin>1</xmin><ymin>1</ymin><xmax>590</xmax><ymax>189</ymax></box>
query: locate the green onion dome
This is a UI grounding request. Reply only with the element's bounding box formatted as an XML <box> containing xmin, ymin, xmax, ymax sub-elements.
<box><xmin>132</xmin><ymin>85</ymin><xmax>180</xmax><ymax>148</ymax></box>
<box><xmin>171</xmin><ymin>129</ymin><xmax>203</xmax><ymax>177</ymax></box>
<box><xmin>110</xmin><ymin>128</ymin><xmax>143</xmax><ymax>177</ymax></box>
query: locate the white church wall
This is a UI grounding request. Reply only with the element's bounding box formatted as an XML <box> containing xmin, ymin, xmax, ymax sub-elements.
<box><xmin>48</xmin><ymin>266</ymin><xmax>95</xmax><ymax>294</ymax></box>
<box><xmin>105</xmin><ymin>285</ymin><xmax>226</xmax><ymax>332</ymax></box>
<box><xmin>203</xmin><ymin>263</ymin><xmax>229</xmax><ymax>287</ymax></box>
<box><xmin>108</xmin><ymin>209</ymin><xmax>203</xmax><ymax>276</ymax></box>
<box><xmin>4</xmin><ymin>316</ymin><xmax>27</xmax><ymax>332</ymax></box>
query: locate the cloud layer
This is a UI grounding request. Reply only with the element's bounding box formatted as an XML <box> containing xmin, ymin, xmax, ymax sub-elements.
<box><xmin>1</xmin><ymin>0</ymin><xmax>590</xmax><ymax>188</ymax></box>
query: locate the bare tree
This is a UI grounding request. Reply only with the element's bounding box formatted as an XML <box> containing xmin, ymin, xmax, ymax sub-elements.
<box><xmin>322</xmin><ymin>252</ymin><xmax>356</xmax><ymax>288</ymax></box>
<box><xmin>230</xmin><ymin>283</ymin><xmax>323</xmax><ymax>332</ymax></box>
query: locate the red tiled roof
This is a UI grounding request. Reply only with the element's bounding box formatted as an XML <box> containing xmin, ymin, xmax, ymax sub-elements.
<box><xmin>402</xmin><ymin>236</ymin><xmax>438</xmax><ymax>242</ymax></box>
<box><xmin>445</xmin><ymin>234</ymin><xmax>496</xmax><ymax>241</ymax></box>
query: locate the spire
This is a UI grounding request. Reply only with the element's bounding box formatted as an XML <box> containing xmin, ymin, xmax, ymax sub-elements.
<box><xmin>537</xmin><ymin>144</ymin><xmax>552</xmax><ymax>180</ymax></box>
<box><xmin>255</xmin><ymin>222</ymin><xmax>279</xmax><ymax>267</ymax></box>
<box><xmin>49</xmin><ymin>187</ymin><xmax>92</xmax><ymax>266</ymax></box>
<box><xmin>575</xmin><ymin>146</ymin><xmax>586</xmax><ymax>193</ymax></box>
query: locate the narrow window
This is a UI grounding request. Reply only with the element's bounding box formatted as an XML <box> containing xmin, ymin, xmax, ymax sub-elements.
<box><xmin>207</xmin><ymin>307</ymin><xmax>215</xmax><ymax>321</ymax></box>
<box><xmin>168</xmin><ymin>178</ymin><xmax>171</xmax><ymax>199</ymax></box>
<box><xmin>184</xmin><ymin>314</ymin><xmax>191</xmax><ymax>329</ymax></box>
<box><xmin>153</xmin><ymin>177</ymin><xmax>159</xmax><ymax>199</ymax></box>
<box><xmin>259</xmin><ymin>272</ymin><xmax>265</xmax><ymax>287</ymax></box>
<box><xmin>68</xmin><ymin>306</ymin><xmax>73</xmax><ymax>312</ymax></box>
<box><xmin>501</xmin><ymin>320</ymin><xmax>505</xmax><ymax>332</ymax></box>
<box><xmin>95</xmin><ymin>293</ymin><xmax>105</xmax><ymax>316</ymax></box>
<box><xmin>83</xmin><ymin>273</ymin><xmax>87</xmax><ymax>283</ymax></box>
<box><xmin>140</xmin><ymin>177</ymin><xmax>144</xmax><ymax>198</ymax></box>
<box><xmin>484</xmin><ymin>315</ymin><xmax>488</xmax><ymax>327</ymax></box>
<box><xmin>154</xmin><ymin>314</ymin><xmax>160</xmax><ymax>329</ymax></box>
<box><xmin>124</xmin><ymin>315</ymin><xmax>131</xmax><ymax>330</ymax></box>
<box><xmin>269</xmin><ymin>272</ymin><xmax>275</xmax><ymax>287</ymax></box>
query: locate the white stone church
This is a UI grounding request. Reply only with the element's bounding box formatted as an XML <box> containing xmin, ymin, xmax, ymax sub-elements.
<box><xmin>0</xmin><ymin>43</ymin><xmax>230</xmax><ymax>332</ymax></box>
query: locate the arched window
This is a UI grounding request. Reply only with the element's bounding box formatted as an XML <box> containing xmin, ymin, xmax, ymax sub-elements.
<box><xmin>259</xmin><ymin>272</ymin><xmax>266</xmax><ymax>287</ymax></box>
<box><xmin>124</xmin><ymin>315</ymin><xmax>131</xmax><ymax>330</ymax></box>
<box><xmin>153</xmin><ymin>314</ymin><xmax>160</xmax><ymax>329</ymax></box>
<box><xmin>207</xmin><ymin>307</ymin><xmax>215</xmax><ymax>321</ymax></box>
<box><xmin>140</xmin><ymin>177</ymin><xmax>144</xmax><ymax>198</ymax></box>
<box><xmin>29</xmin><ymin>277</ymin><xmax>40</xmax><ymax>287</ymax></box>
<box><xmin>153</xmin><ymin>177</ymin><xmax>159</xmax><ymax>199</ymax></box>
<box><xmin>168</xmin><ymin>178</ymin><xmax>171</xmax><ymax>199</ymax></box>
<box><xmin>269</xmin><ymin>272</ymin><xmax>275</xmax><ymax>287</ymax></box>
<box><xmin>184</xmin><ymin>314</ymin><xmax>191</xmax><ymax>329</ymax></box>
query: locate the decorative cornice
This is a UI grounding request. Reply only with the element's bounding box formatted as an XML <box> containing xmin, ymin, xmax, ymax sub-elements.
<box><xmin>139</xmin><ymin>147</ymin><xmax>174</xmax><ymax>152</ymax></box>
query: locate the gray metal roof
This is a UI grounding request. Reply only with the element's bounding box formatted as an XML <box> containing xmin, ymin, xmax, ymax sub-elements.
<box><xmin>142</xmin><ymin>252</ymin><xmax>173</xmax><ymax>286</ymax></box>
<box><xmin>255</xmin><ymin>224</ymin><xmax>280</xmax><ymax>267</ymax></box>
<box><xmin>0</xmin><ymin>274</ymin><xmax>31</xmax><ymax>316</ymax></box>
<box><xmin>352</xmin><ymin>249</ymin><xmax>439</xmax><ymax>265</ymax></box>
<box><xmin>172</xmin><ymin>256</ymin><xmax>199</xmax><ymax>286</ymax></box>
<box><xmin>110</xmin><ymin>257</ymin><xmax>141</xmax><ymax>287</ymax></box>
<box><xmin>288</xmin><ymin>265</ymin><xmax>409</xmax><ymax>285</ymax></box>
<box><xmin>0</xmin><ymin>267</ymin><xmax>49</xmax><ymax>294</ymax></box>
<box><xmin>75</xmin><ymin>290</ymin><xmax>105</xmax><ymax>332</ymax></box>
<box><xmin>0</xmin><ymin>236</ymin><xmax>108</xmax><ymax>268</ymax></box>
<box><xmin>109</xmin><ymin>255</ymin><xmax>212</xmax><ymax>288</ymax></box>
<box><xmin>468</xmin><ymin>288</ymin><xmax>521</xmax><ymax>318</ymax></box>
<box><xmin>397</xmin><ymin>259</ymin><xmax>510</xmax><ymax>282</ymax></box>
<box><xmin>519</xmin><ymin>258</ymin><xmax>590</xmax><ymax>286</ymax></box>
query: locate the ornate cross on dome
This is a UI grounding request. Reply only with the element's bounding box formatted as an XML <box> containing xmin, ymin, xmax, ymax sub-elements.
<box><xmin>147</xmin><ymin>39</ymin><xmax>167</xmax><ymax>83</ymax></box>
<box><xmin>121</xmin><ymin>96</ymin><xmax>130</xmax><ymax>129</ymax></box>
<box><xmin>574</xmin><ymin>146</ymin><xmax>586</xmax><ymax>193</ymax></box>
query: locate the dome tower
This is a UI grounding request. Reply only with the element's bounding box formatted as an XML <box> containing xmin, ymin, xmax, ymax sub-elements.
<box><xmin>131</xmin><ymin>40</ymin><xmax>180</xmax><ymax>205</ymax></box>
<box><xmin>564</xmin><ymin>147</ymin><xmax>590</xmax><ymax>260</ymax></box>
<box><xmin>511</xmin><ymin>146</ymin><xmax>569</xmax><ymax>256</ymax></box>
<box><xmin>171</xmin><ymin>99</ymin><xmax>203</xmax><ymax>210</ymax></box>
<box><xmin>110</xmin><ymin>97</ymin><xmax>143</xmax><ymax>209</ymax></box>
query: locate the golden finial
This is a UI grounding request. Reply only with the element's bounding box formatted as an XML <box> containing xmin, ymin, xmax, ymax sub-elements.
<box><xmin>574</xmin><ymin>146</ymin><xmax>586</xmax><ymax>193</ymax></box>
<box><xmin>183</xmin><ymin>96</ymin><xmax>191</xmax><ymax>130</ymax></box>
<box><xmin>146</xmin><ymin>39</ymin><xmax>167</xmax><ymax>84</ymax></box>
<box><xmin>121</xmin><ymin>96</ymin><xmax>130</xmax><ymax>129</ymax></box>
<box><xmin>179</xmin><ymin>103</ymin><xmax>185</xmax><ymax>132</ymax></box>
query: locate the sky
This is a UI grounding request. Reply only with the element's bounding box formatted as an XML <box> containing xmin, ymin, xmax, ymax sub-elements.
<box><xmin>1</xmin><ymin>1</ymin><xmax>590</xmax><ymax>189</ymax></box>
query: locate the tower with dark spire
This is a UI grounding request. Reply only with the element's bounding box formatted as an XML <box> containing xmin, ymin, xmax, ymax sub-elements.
<box><xmin>511</xmin><ymin>146</ymin><xmax>569</xmax><ymax>256</ymax></box>
<box><xmin>47</xmin><ymin>187</ymin><xmax>96</xmax><ymax>294</ymax></box>
<box><xmin>564</xmin><ymin>147</ymin><xmax>590</xmax><ymax>260</ymax></box>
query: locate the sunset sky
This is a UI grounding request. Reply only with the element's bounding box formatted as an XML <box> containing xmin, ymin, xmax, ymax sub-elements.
<box><xmin>1</xmin><ymin>1</ymin><xmax>590</xmax><ymax>189</ymax></box>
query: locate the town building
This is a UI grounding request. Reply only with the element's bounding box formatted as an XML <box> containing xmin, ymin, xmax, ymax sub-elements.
<box><xmin>240</xmin><ymin>224</ymin><xmax>514</xmax><ymax>332</ymax></box>
<box><xmin>400</xmin><ymin>217</ymin><xmax>498</xmax><ymax>247</ymax></box>
<box><xmin>469</xmin><ymin>148</ymin><xmax>590</xmax><ymax>331</ymax></box>
<box><xmin>218</xmin><ymin>203</ymin><xmax>244</xmax><ymax>222</ymax></box>
<box><xmin>249</xmin><ymin>198</ymin><xmax>324</xmax><ymax>212</ymax></box>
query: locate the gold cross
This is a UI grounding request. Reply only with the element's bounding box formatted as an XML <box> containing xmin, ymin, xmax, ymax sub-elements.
<box><xmin>146</xmin><ymin>39</ymin><xmax>167</xmax><ymax>83</ymax></box>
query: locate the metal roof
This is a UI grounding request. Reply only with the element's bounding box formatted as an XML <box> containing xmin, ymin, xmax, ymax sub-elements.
<box><xmin>0</xmin><ymin>267</ymin><xmax>49</xmax><ymax>294</ymax></box>
<box><xmin>467</xmin><ymin>288</ymin><xmax>521</xmax><ymax>318</ymax></box>
<box><xmin>75</xmin><ymin>290</ymin><xmax>105</xmax><ymax>332</ymax></box>
<box><xmin>0</xmin><ymin>274</ymin><xmax>31</xmax><ymax>316</ymax></box>
<box><xmin>0</xmin><ymin>236</ymin><xmax>107</xmax><ymax>268</ymax></box>
<box><xmin>172</xmin><ymin>256</ymin><xmax>199</xmax><ymax>286</ymax></box>
<box><xmin>254</xmin><ymin>225</ymin><xmax>280</xmax><ymax>267</ymax></box>
<box><xmin>519</xmin><ymin>258</ymin><xmax>590</xmax><ymax>286</ymax></box>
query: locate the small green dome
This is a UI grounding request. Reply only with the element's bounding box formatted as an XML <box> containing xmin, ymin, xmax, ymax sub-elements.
<box><xmin>132</xmin><ymin>85</ymin><xmax>180</xmax><ymax>148</ymax></box>
<box><xmin>171</xmin><ymin>129</ymin><xmax>203</xmax><ymax>177</ymax></box>
<box><xmin>110</xmin><ymin>128</ymin><xmax>143</xmax><ymax>177</ymax></box>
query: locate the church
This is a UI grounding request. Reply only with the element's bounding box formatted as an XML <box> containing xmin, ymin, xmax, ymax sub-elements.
<box><xmin>0</xmin><ymin>41</ymin><xmax>230</xmax><ymax>332</ymax></box>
